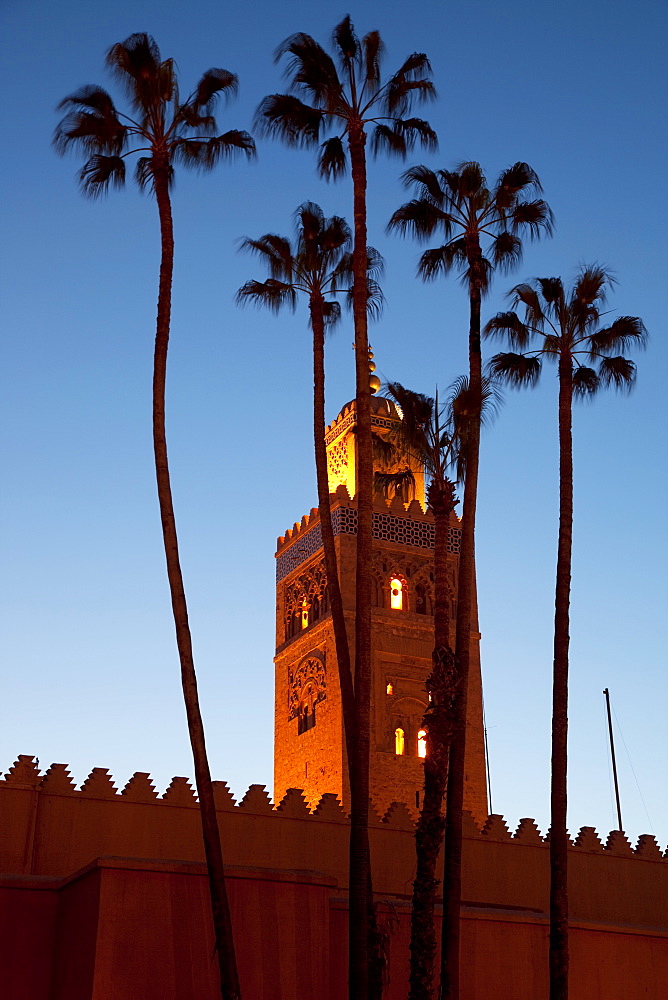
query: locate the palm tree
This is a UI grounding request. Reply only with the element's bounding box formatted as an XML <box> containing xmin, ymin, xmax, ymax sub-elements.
<box><xmin>54</xmin><ymin>34</ymin><xmax>254</xmax><ymax>1000</ymax></box>
<box><xmin>236</xmin><ymin>202</ymin><xmax>383</xmax><ymax>780</ymax></box>
<box><xmin>485</xmin><ymin>266</ymin><xmax>646</xmax><ymax>1000</ymax></box>
<box><xmin>257</xmin><ymin>18</ymin><xmax>436</xmax><ymax>995</ymax></box>
<box><xmin>388</xmin><ymin>162</ymin><xmax>553</xmax><ymax>998</ymax></box>
<box><xmin>381</xmin><ymin>379</ymin><xmax>497</xmax><ymax>1000</ymax></box>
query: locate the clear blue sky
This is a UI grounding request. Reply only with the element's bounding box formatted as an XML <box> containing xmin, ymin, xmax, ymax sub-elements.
<box><xmin>1</xmin><ymin>0</ymin><xmax>666</xmax><ymax>847</ymax></box>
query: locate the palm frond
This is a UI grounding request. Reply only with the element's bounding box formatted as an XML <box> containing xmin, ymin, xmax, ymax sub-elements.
<box><xmin>572</xmin><ymin>264</ymin><xmax>611</xmax><ymax>306</ymax></box>
<box><xmin>79</xmin><ymin>154</ymin><xmax>126</xmax><ymax>197</ymax></box>
<box><xmin>255</xmin><ymin>94</ymin><xmax>323</xmax><ymax>145</ymax></box>
<box><xmin>491</xmin><ymin>231</ymin><xmax>523</xmax><ymax>272</ymax></box>
<box><xmin>384</xmin><ymin>53</ymin><xmax>436</xmax><ymax>116</ymax></box>
<box><xmin>375</xmin><ymin>468</ymin><xmax>416</xmax><ymax>500</ymax></box>
<box><xmin>511</xmin><ymin>200</ymin><xmax>554</xmax><ymax>239</ymax></box>
<box><xmin>173</xmin><ymin>130</ymin><xmax>255</xmax><ymax>170</ymax></box>
<box><xmin>454</xmin><ymin>161</ymin><xmax>487</xmax><ymax>199</ymax></box>
<box><xmin>483</xmin><ymin>311</ymin><xmax>532</xmax><ymax>349</ymax></box>
<box><xmin>597</xmin><ymin>356</ymin><xmax>637</xmax><ymax>391</ymax></box>
<box><xmin>192</xmin><ymin>68</ymin><xmax>238</xmax><ymax>111</ymax></box>
<box><xmin>418</xmin><ymin>241</ymin><xmax>467</xmax><ymax>281</ymax></box>
<box><xmin>318</xmin><ymin>136</ymin><xmax>347</xmax><ymax>179</ymax></box>
<box><xmin>238</xmin><ymin>234</ymin><xmax>295</xmax><ymax>281</ymax></box>
<box><xmin>236</xmin><ymin>278</ymin><xmax>298</xmax><ymax>314</ymax></box>
<box><xmin>54</xmin><ymin>86</ymin><xmax>127</xmax><ymax>156</ymax></box>
<box><xmin>587</xmin><ymin>315</ymin><xmax>648</xmax><ymax>356</ymax></box>
<box><xmin>333</xmin><ymin>15</ymin><xmax>359</xmax><ymax>64</ymax></box>
<box><xmin>135</xmin><ymin>156</ymin><xmax>154</xmax><ymax>191</ymax></box>
<box><xmin>488</xmin><ymin>352</ymin><xmax>541</xmax><ymax>387</ymax></box>
<box><xmin>393</xmin><ymin>118</ymin><xmax>438</xmax><ymax>153</ymax></box>
<box><xmin>106</xmin><ymin>34</ymin><xmax>163</xmax><ymax>112</ymax></box>
<box><xmin>400</xmin><ymin>164</ymin><xmax>444</xmax><ymax>203</ymax></box>
<box><xmin>387</xmin><ymin>199</ymin><xmax>449</xmax><ymax>240</ymax></box>
<box><xmin>363</xmin><ymin>30</ymin><xmax>383</xmax><ymax>87</ymax></box>
<box><xmin>494</xmin><ymin>161</ymin><xmax>542</xmax><ymax>209</ymax></box>
<box><xmin>322</xmin><ymin>300</ymin><xmax>342</xmax><ymax>328</ymax></box>
<box><xmin>276</xmin><ymin>33</ymin><xmax>341</xmax><ymax>106</ymax></box>
<box><xmin>571</xmin><ymin>365</ymin><xmax>600</xmax><ymax>396</ymax></box>
<box><xmin>371</xmin><ymin>123</ymin><xmax>407</xmax><ymax>157</ymax></box>
<box><xmin>510</xmin><ymin>282</ymin><xmax>547</xmax><ymax>327</ymax></box>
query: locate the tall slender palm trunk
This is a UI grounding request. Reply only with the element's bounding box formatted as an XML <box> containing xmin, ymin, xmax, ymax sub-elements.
<box><xmin>153</xmin><ymin>171</ymin><xmax>240</xmax><ymax>1000</ymax></box>
<box><xmin>550</xmin><ymin>355</ymin><xmax>573</xmax><ymax>1000</ymax></box>
<box><xmin>442</xmin><ymin>261</ymin><xmax>483</xmax><ymax>1000</ymax></box>
<box><xmin>348</xmin><ymin>123</ymin><xmax>375</xmax><ymax>1000</ymax></box>
<box><xmin>410</xmin><ymin>482</ymin><xmax>457</xmax><ymax>1000</ymax></box>
<box><xmin>310</xmin><ymin>296</ymin><xmax>356</xmax><ymax>763</ymax></box>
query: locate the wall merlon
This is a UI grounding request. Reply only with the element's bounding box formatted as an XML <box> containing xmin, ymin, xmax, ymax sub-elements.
<box><xmin>162</xmin><ymin>776</ymin><xmax>197</xmax><ymax>806</ymax></box>
<box><xmin>635</xmin><ymin>834</ymin><xmax>664</xmax><ymax>860</ymax></box>
<box><xmin>121</xmin><ymin>771</ymin><xmax>159</xmax><ymax>802</ymax></box>
<box><xmin>382</xmin><ymin>801</ymin><xmax>415</xmax><ymax>831</ymax></box>
<box><xmin>573</xmin><ymin>826</ymin><xmax>604</xmax><ymax>852</ymax></box>
<box><xmin>276</xmin><ymin>787</ymin><xmax>311</xmax><ymax>819</ymax></box>
<box><xmin>238</xmin><ymin>784</ymin><xmax>274</xmax><ymax>813</ymax></box>
<box><xmin>39</xmin><ymin>763</ymin><xmax>76</xmax><ymax>794</ymax></box>
<box><xmin>513</xmin><ymin>818</ymin><xmax>544</xmax><ymax>845</ymax></box>
<box><xmin>80</xmin><ymin>767</ymin><xmax>118</xmax><ymax>798</ymax></box>
<box><xmin>212</xmin><ymin>781</ymin><xmax>237</xmax><ymax>811</ymax></box>
<box><xmin>311</xmin><ymin>793</ymin><xmax>345</xmax><ymax>822</ymax></box>
<box><xmin>482</xmin><ymin>814</ymin><xmax>512</xmax><ymax>841</ymax></box>
<box><xmin>2</xmin><ymin>754</ymin><xmax>41</xmax><ymax>787</ymax></box>
<box><xmin>604</xmin><ymin>829</ymin><xmax>634</xmax><ymax>856</ymax></box>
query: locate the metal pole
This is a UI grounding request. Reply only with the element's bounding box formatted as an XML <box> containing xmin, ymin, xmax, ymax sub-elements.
<box><xmin>603</xmin><ymin>688</ymin><xmax>623</xmax><ymax>831</ymax></box>
<box><xmin>482</xmin><ymin>694</ymin><xmax>492</xmax><ymax>815</ymax></box>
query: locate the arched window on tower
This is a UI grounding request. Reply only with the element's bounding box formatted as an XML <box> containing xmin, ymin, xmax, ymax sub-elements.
<box><xmin>395</xmin><ymin>728</ymin><xmax>405</xmax><ymax>755</ymax></box>
<box><xmin>417</xmin><ymin>729</ymin><xmax>427</xmax><ymax>758</ymax></box>
<box><xmin>390</xmin><ymin>578</ymin><xmax>404</xmax><ymax>611</ymax></box>
<box><xmin>301</xmin><ymin>597</ymin><xmax>309</xmax><ymax>630</ymax></box>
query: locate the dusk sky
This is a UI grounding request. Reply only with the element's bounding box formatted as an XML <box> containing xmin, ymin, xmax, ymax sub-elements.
<box><xmin>1</xmin><ymin>0</ymin><xmax>666</xmax><ymax>848</ymax></box>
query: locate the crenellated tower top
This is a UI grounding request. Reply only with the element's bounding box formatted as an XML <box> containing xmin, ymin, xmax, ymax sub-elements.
<box><xmin>325</xmin><ymin>394</ymin><xmax>426</xmax><ymax>506</ymax></box>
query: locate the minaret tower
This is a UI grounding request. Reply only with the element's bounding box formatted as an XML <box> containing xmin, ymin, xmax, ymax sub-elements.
<box><xmin>273</xmin><ymin>374</ymin><xmax>488</xmax><ymax>824</ymax></box>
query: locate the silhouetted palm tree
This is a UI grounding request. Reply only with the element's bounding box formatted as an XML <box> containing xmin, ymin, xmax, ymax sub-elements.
<box><xmin>485</xmin><ymin>266</ymin><xmax>646</xmax><ymax>1000</ymax></box>
<box><xmin>381</xmin><ymin>378</ymin><xmax>497</xmax><ymax>1000</ymax></box>
<box><xmin>257</xmin><ymin>18</ymin><xmax>436</xmax><ymax>995</ymax></box>
<box><xmin>388</xmin><ymin>161</ymin><xmax>552</xmax><ymax>998</ymax></box>
<box><xmin>54</xmin><ymin>34</ymin><xmax>254</xmax><ymax>1000</ymax></box>
<box><xmin>236</xmin><ymin>203</ymin><xmax>382</xmax><ymax>778</ymax></box>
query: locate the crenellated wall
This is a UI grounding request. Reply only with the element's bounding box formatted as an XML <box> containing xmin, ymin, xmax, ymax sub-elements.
<box><xmin>2</xmin><ymin>755</ymin><xmax>667</xmax><ymax>999</ymax></box>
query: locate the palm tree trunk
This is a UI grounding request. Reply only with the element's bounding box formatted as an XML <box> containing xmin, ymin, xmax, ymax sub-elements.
<box><xmin>409</xmin><ymin>482</ymin><xmax>457</xmax><ymax>1000</ymax></box>
<box><xmin>550</xmin><ymin>355</ymin><xmax>573</xmax><ymax>1000</ymax></box>
<box><xmin>310</xmin><ymin>295</ymin><xmax>356</xmax><ymax>767</ymax></box>
<box><xmin>153</xmin><ymin>170</ymin><xmax>240</xmax><ymax>1000</ymax></box>
<box><xmin>442</xmin><ymin>259</ymin><xmax>483</xmax><ymax>1000</ymax></box>
<box><xmin>348</xmin><ymin>123</ymin><xmax>375</xmax><ymax>1000</ymax></box>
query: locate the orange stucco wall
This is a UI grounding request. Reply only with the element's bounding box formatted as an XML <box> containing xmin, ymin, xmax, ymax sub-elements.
<box><xmin>2</xmin><ymin>755</ymin><xmax>666</xmax><ymax>999</ymax></box>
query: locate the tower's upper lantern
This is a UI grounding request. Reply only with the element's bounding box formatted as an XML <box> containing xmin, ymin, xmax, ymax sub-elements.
<box><xmin>325</xmin><ymin>395</ymin><xmax>426</xmax><ymax>507</ymax></box>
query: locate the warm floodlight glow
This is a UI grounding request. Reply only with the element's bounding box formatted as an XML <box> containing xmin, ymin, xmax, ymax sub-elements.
<box><xmin>386</xmin><ymin>682</ymin><xmax>394</xmax><ymax>695</ymax></box>
<box><xmin>417</xmin><ymin>729</ymin><xmax>427</xmax><ymax>758</ymax></box>
<box><xmin>390</xmin><ymin>578</ymin><xmax>403</xmax><ymax>610</ymax></box>
<box><xmin>395</xmin><ymin>728</ymin><xmax>405</xmax><ymax>755</ymax></box>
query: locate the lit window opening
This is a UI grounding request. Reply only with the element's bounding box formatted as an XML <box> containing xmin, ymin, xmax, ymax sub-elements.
<box><xmin>301</xmin><ymin>598</ymin><xmax>309</xmax><ymax>630</ymax></box>
<box><xmin>417</xmin><ymin>729</ymin><xmax>427</xmax><ymax>758</ymax></box>
<box><xmin>395</xmin><ymin>728</ymin><xmax>405</xmax><ymax>755</ymax></box>
<box><xmin>390</xmin><ymin>578</ymin><xmax>403</xmax><ymax>611</ymax></box>
<box><xmin>386</xmin><ymin>682</ymin><xmax>394</xmax><ymax>696</ymax></box>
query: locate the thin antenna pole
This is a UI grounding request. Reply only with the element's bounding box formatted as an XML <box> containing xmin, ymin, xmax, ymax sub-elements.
<box><xmin>482</xmin><ymin>693</ymin><xmax>492</xmax><ymax>815</ymax></box>
<box><xmin>603</xmin><ymin>688</ymin><xmax>623</xmax><ymax>831</ymax></box>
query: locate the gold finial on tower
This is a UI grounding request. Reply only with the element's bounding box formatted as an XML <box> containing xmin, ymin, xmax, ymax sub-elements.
<box><xmin>368</xmin><ymin>347</ymin><xmax>381</xmax><ymax>393</ymax></box>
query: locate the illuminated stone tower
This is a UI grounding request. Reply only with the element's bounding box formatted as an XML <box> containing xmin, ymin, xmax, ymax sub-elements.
<box><xmin>273</xmin><ymin>392</ymin><xmax>488</xmax><ymax>824</ymax></box>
